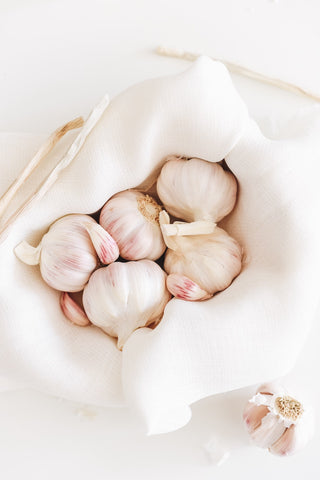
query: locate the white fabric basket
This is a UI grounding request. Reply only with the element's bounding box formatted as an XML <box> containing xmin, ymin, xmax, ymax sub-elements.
<box><xmin>1</xmin><ymin>57</ymin><xmax>320</xmax><ymax>434</ymax></box>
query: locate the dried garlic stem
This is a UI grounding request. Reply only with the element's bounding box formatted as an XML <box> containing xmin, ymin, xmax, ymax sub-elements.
<box><xmin>0</xmin><ymin>95</ymin><xmax>109</xmax><ymax>241</ymax></box>
<box><xmin>0</xmin><ymin>117</ymin><xmax>84</xmax><ymax>219</ymax></box>
<box><xmin>156</xmin><ymin>46</ymin><xmax>320</xmax><ymax>102</ymax></box>
<box><xmin>159</xmin><ymin>211</ymin><xmax>180</xmax><ymax>251</ymax></box>
<box><xmin>163</xmin><ymin>220</ymin><xmax>216</xmax><ymax>236</ymax></box>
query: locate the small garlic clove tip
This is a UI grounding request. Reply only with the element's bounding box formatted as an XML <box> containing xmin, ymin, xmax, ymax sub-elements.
<box><xmin>60</xmin><ymin>292</ymin><xmax>91</xmax><ymax>327</ymax></box>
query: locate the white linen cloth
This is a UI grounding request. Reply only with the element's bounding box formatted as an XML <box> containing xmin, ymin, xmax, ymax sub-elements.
<box><xmin>1</xmin><ymin>57</ymin><xmax>320</xmax><ymax>434</ymax></box>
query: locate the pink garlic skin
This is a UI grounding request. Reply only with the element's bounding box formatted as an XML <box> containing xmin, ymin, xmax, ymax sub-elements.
<box><xmin>167</xmin><ymin>273</ymin><xmax>211</xmax><ymax>301</ymax></box>
<box><xmin>243</xmin><ymin>385</ymin><xmax>314</xmax><ymax>456</ymax></box>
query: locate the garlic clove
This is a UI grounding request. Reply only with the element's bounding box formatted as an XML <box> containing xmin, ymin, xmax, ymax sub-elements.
<box><xmin>250</xmin><ymin>412</ymin><xmax>287</xmax><ymax>449</ymax></box>
<box><xmin>269</xmin><ymin>425</ymin><xmax>296</xmax><ymax>456</ymax></box>
<box><xmin>157</xmin><ymin>156</ymin><xmax>237</xmax><ymax>223</ymax></box>
<box><xmin>167</xmin><ymin>274</ymin><xmax>211</xmax><ymax>301</ymax></box>
<box><xmin>84</xmin><ymin>221</ymin><xmax>119</xmax><ymax>264</ymax></box>
<box><xmin>60</xmin><ymin>292</ymin><xmax>91</xmax><ymax>327</ymax></box>
<box><xmin>243</xmin><ymin>403</ymin><xmax>270</xmax><ymax>434</ymax></box>
<box><xmin>269</xmin><ymin>408</ymin><xmax>314</xmax><ymax>456</ymax></box>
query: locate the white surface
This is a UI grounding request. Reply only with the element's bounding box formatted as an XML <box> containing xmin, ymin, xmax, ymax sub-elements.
<box><xmin>1</xmin><ymin>0</ymin><xmax>320</xmax><ymax>478</ymax></box>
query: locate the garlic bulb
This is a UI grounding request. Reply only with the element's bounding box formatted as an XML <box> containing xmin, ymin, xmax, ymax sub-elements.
<box><xmin>243</xmin><ymin>383</ymin><xmax>314</xmax><ymax>456</ymax></box>
<box><xmin>82</xmin><ymin>260</ymin><xmax>171</xmax><ymax>350</ymax></box>
<box><xmin>160</xmin><ymin>211</ymin><xmax>242</xmax><ymax>300</ymax></box>
<box><xmin>14</xmin><ymin>214</ymin><xmax>119</xmax><ymax>292</ymax></box>
<box><xmin>99</xmin><ymin>190</ymin><xmax>166</xmax><ymax>261</ymax></box>
<box><xmin>157</xmin><ymin>156</ymin><xmax>237</xmax><ymax>223</ymax></box>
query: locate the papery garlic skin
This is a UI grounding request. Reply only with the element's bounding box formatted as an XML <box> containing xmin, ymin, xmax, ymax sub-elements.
<box><xmin>99</xmin><ymin>190</ymin><xmax>166</xmax><ymax>261</ymax></box>
<box><xmin>15</xmin><ymin>214</ymin><xmax>119</xmax><ymax>292</ymax></box>
<box><xmin>157</xmin><ymin>156</ymin><xmax>237</xmax><ymax>222</ymax></box>
<box><xmin>83</xmin><ymin>260</ymin><xmax>171</xmax><ymax>350</ymax></box>
<box><xmin>243</xmin><ymin>384</ymin><xmax>314</xmax><ymax>456</ymax></box>
<box><xmin>161</xmin><ymin>212</ymin><xmax>242</xmax><ymax>297</ymax></box>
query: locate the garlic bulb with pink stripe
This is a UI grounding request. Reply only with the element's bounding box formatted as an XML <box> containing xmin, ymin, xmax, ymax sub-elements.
<box><xmin>15</xmin><ymin>214</ymin><xmax>119</xmax><ymax>292</ymax></box>
<box><xmin>82</xmin><ymin>259</ymin><xmax>171</xmax><ymax>350</ymax></box>
<box><xmin>99</xmin><ymin>190</ymin><xmax>166</xmax><ymax>261</ymax></box>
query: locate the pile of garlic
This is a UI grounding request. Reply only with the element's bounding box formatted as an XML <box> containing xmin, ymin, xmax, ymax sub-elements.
<box><xmin>15</xmin><ymin>155</ymin><xmax>242</xmax><ymax>350</ymax></box>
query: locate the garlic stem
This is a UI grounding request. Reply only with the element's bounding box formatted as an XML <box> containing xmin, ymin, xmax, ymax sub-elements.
<box><xmin>156</xmin><ymin>46</ymin><xmax>320</xmax><ymax>102</ymax></box>
<box><xmin>162</xmin><ymin>220</ymin><xmax>216</xmax><ymax>237</ymax></box>
<box><xmin>14</xmin><ymin>240</ymin><xmax>42</xmax><ymax>265</ymax></box>
<box><xmin>0</xmin><ymin>117</ymin><xmax>84</xmax><ymax>219</ymax></box>
<box><xmin>0</xmin><ymin>95</ymin><xmax>110</xmax><ymax>241</ymax></box>
<box><xmin>159</xmin><ymin>211</ymin><xmax>180</xmax><ymax>251</ymax></box>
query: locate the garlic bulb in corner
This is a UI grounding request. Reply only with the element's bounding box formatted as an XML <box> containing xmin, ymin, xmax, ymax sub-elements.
<box><xmin>160</xmin><ymin>211</ymin><xmax>242</xmax><ymax>300</ymax></box>
<box><xmin>157</xmin><ymin>156</ymin><xmax>237</xmax><ymax>223</ymax></box>
<box><xmin>83</xmin><ymin>260</ymin><xmax>171</xmax><ymax>350</ymax></box>
<box><xmin>99</xmin><ymin>190</ymin><xmax>166</xmax><ymax>261</ymax></box>
<box><xmin>14</xmin><ymin>214</ymin><xmax>119</xmax><ymax>292</ymax></box>
<box><xmin>243</xmin><ymin>383</ymin><xmax>314</xmax><ymax>456</ymax></box>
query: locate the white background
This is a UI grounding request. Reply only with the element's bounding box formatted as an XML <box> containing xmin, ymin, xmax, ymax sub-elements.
<box><xmin>1</xmin><ymin>0</ymin><xmax>320</xmax><ymax>478</ymax></box>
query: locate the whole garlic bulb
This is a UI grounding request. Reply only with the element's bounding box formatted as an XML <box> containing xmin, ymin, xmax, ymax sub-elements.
<box><xmin>157</xmin><ymin>156</ymin><xmax>237</xmax><ymax>223</ymax></box>
<box><xmin>83</xmin><ymin>260</ymin><xmax>171</xmax><ymax>350</ymax></box>
<box><xmin>243</xmin><ymin>383</ymin><xmax>314</xmax><ymax>456</ymax></box>
<box><xmin>99</xmin><ymin>190</ymin><xmax>166</xmax><ymax>261</ymax></box>
<box><xmin>160</xmin><ymin>211</ymin><xmax>242</xmax><ymax>300</ymax></box>
<box><xmin>14</xmin><ymin>214</ymin><xmax>119</xmax><ymax>292</ymax></box>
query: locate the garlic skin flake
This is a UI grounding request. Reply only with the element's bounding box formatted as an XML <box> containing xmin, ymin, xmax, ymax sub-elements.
<box><xmin>160</xmin><ymin>211</ymin><xmax>242</xmax><ymax>299</ymax></box>
<box><xmin>99</xmin><ymin>190</ymin><xmax>166</xmax><ymax>261</ymax></box>
<box><xmin>243</xmin><ymin>383</ymin><xmax>314</xmax><ymax>456</ymax></box>
<box><xmin>83</xmin><ymin>260</ymin><xmax>171</xmax><ymax>350</ymax></box>
<box><xmin>14</xmin><ymin>214</ymin><xmax>119</xmax><ymax>292</ymax></box>
<box><xmin>157</xmin><ymin>156</ymin><xmax>237</xmax><ymax>223</ymax></box>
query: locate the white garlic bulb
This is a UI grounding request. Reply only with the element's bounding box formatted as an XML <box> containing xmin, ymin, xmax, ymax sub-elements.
<box><xmin>243</xmin><ymin>383</ymin><xmax>314</xmax><ymax>456</ymax></box>
<box><xmin>157</xmin><ymin>156</ymin><xmax>237</xmax><ymax>223</ymax></box>
<box><xmin>160</xmin><ymin>211</ymin><xmax>242</xmax><ymax>300</ymax></box>
<box><xmin>82</xmin><ymin>260</ymin><xmax>171</xmax><ymax>350</ymax></box>
<box><xmin>14</xmin><ymin>214</ymin><xmax>119</xmax><ymax>292</ymax></box>
<box><xmin>99</xmin><ymin>190</ymin><xmax>166</xmax><ymax>261</ymax></box>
